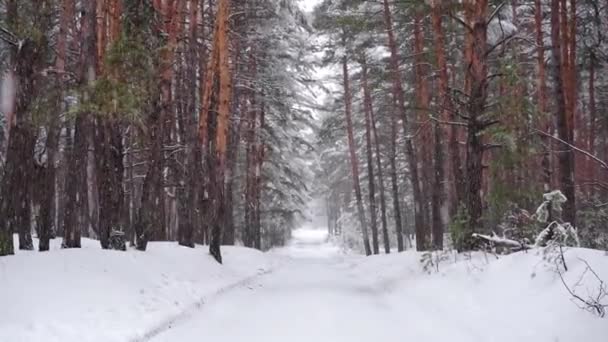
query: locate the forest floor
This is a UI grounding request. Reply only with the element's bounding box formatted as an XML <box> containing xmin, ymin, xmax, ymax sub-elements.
<box><xmin>1</xmin><ymin>230</ymin><xmax>608</xmax><ymax>342</ymax></box>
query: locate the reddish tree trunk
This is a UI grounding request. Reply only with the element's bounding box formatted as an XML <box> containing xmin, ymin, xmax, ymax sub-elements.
<box><xmin>361</xmin><ymin>58</ymin><xmax>380</xmax><ymax>254</ymax></box>
<box><xmin>382</xmin><ymin>0</ymin><xmax>427</xmax><ymax>251</ymax></box>
<box><xmin>342</xmin><ymin>56</ymin><xmax>371</xmax><ymax>256</ymax></box>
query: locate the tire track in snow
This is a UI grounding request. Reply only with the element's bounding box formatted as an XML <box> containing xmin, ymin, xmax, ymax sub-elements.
<box><xmin>130</xmin><ymin>267</ymin><xmax>274</xmax><ymax>342</ymax></box>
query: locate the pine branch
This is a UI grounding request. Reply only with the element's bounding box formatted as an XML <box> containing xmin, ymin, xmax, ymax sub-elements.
<box><xmin>534</xmin><ymin>129</ymin><xmax>608</xmax><ymax>171</ymax></box>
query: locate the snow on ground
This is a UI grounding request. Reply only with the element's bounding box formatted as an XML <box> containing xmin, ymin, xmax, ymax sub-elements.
<box><xmin>2</xmin><ymin>230</ymin><xmax>608</xmax><ymax>342</ymax></box>
<box><xmin>151</xmin><ymin>229</ymin><xmax>608</xmax><ymax>342</ymax></box>
<box><xmin>0</xmin><ymin>236</ymin><xmax>274</xmax><ymax>342</ymax></box>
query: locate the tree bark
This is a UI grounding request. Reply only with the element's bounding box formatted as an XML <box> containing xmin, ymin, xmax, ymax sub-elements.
<box><xmin>389</xmin><ymin>96</ymin><xmax>404</xmax><ymax>252</ymax></box>
<box><xmin>137</xmin><ymin>0</ymin><xmax>181</xmax><ymax>250</ymax></box>
<box><xmin>0</xmin><ymin>1</ymin><xmax>49</xmax><ymax>253</ymax></box>
<box><xmin>199</xmin><ymin>0</ymin><xmax>233</xmax><ymax>263</ymax></box>
<box><xmin>587</xmin><ymin>53</ymin><xmax>596</xmax><ymax>195</ymax></box>
<box><xmin>459</xmin><ymin>0</ymin><xmax>489</xmax><ymax>251</ymax></box>
<box><xmin>342</xmin><ymin>55</ymin><xmax>371</xmax><ymax>256</ymax></box>
<box><xmin>551</xmin><ymin>0</ymin><xmax>576</xmax><ymax>224</ymax></box>
<box><xmin>535</xmin><ymin>0</ymin><xmax>553</xmax><ymax>192</ymax></box>
<box><xmin>430</xmin><ymin>1</ymin><xmax>448</xmax><ymax>250</ymax></box>
<box><xmin>382</xmin><ymin>0</ymin><xmax>426</xmax><ymax>251</ymax></box>
<box><xmin>361</xmin><ymin>58</ymin><xmax>380</xmax><ymax>254</ymax></box>
<box><xmin>366</xmin><ymin>70</ymin><xmax>390</xmax><ymax>254</ymax></box>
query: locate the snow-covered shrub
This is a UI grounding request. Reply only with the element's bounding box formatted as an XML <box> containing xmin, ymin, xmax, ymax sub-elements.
<box><xmin>473</xmin><ymin>190</ymin><xmax>583</xmax><ymax>254</ymax></box>
<box><xmin>532</xmin><ymin>190</ymin><xmax>568</xmax><ymax>223</ymax></box>
<box><xmin>495</xmin><ymin>203</ymin><xmax>536</xmax><ymax>249</ymax></box>
<box><xmin>109</xmin><ymin>230</ymin><xmax>126</xmax><ymax>251</ymax></box>
<box><xmin>420</xmin><ymin>250</ymin><xmax>453</xmax><ymax>274</ymax></box>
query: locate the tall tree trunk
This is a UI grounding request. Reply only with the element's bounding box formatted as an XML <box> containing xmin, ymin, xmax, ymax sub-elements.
<box><xmin>460</xmin><ymin>0</ymin><xmax>489</xmax><ymax>251</ymax></box>
<box><xmin>96</xmin><ymin>120</ymin><xmax>125</xmax><ymax>247</ymax></box>
<box><xmin>361</xmin><ymin>58</ymin><xmax>380</xmax><ymax>255</ymax></box>
<box><xmin>552</xmin><ymin>0</ymin><xmax>576</xmax><ymax>224</ymax></box>
<box><xmin>389</xmin><ymin>96</ymin><xmax>404</xmax><ymax>252</ymax></box>
<box><xmin>199</xmin><ymin>0</ymin><xmax>232</xmax><ymax>263</ymax></box>
<box><xmin>413</xmin><ymin>9</ymin><xmax>432</xmax><ymax>250</ymax></box>
<box><xmin>587</xmin><ymin>53</ymin><xmax>596</xmax><ymax>195</ymax></box>
<box><xmin>137</xmin><ymin>0</ymin><xmax>181</xmax><ymax>250</ymax></box>
<box><xmin>244</xmin><ymin>86</ymin><xmax>258</xmax><ymax>248</ymax></box>
<box><xmin>177</xmin><ymin>0</ymin><xmax>200</xmax><ymax>248</ymax></box>
<box><xmin>342</xmin><ymin>55</ymin><xmax>371</xmax><ymax>256</ymax></box>
<box><xmin>382</xmin><ymin>0</ymin><xmax>426</xmax><ymax>251</ymax></box>
<box><xmin>253</xmin><ymin>99</ymin><xmax>266</xmax><ymax>250</ymax></box>
<box><xmin>535</xmin><ymin>0</ymin><xmax>552</xmax><ymax>192</ymax></box>
<box><xmin>364</xmin><ymin>61</ymin><xmax>390</xmax><ymax>254</ymax></box>
<box><xmin>39</xmin><ymin>0</ymin><xmax>73</xmax><ymax>251</ymax></box>
<box><xmin>62</xmin><ymin>0</ymin><xmax>96</xmax><ymax>248</ymax></box>
<box><xmin>430</xmin><ymin>1</ymin><xmax>448</xmax><ymax>250</ymax></box>
<box><xmin>0</xmin><ymin>1</ymin><xmax>50</xmax><ymax>253</ymax></box>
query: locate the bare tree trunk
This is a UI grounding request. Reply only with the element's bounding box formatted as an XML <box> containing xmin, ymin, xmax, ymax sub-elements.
<box><xmin>63</xmin><ymin>0</ymin><xmax>98</xmax><ymax>247</ymax></box>
<box><xmin>382</xmin><ymin>0</ymin><xmax>426</xmax><ymax>251</ymax></box>
<box><xmin>361</xmin><ymin>58</ymin><xmax>379</xmax><ymax>254</ymax></box>
<box><xmin>535</xmin><ymin>0</ymin><xmax>552</xmax><ymax>192</ymax></box>
<box><xmin>244</xmin><ymin>99</ymin><xmax>258</xmax><ymax>248</ymax></box>
<box><xmin>199</xmin><ymin>0</ymin><xmax>233</xmax><ymax>263</ymax></box>
<box><xmin>459</xmin><ymin>0</ymin><xmax>489</xmax><ymax>251</ymax></box>
<box><xmin>389</xmin><ymin>96</ymin><xmax>404</xmax><ymax>252</ymax></box>
<box><xmin>253</xmin><ymin>99</ymin><xmax>266</xmax><ymax>250</ymax></box>
<box><xmin>366</xmin><ymin>71</ymin><xmax>390</xmax><ymax>254</ymax></box>
<box><xmin>552</xmin><ymin>0</ymin><xmax>576</xmax><ymax>224</ymax></box>
<box><xmin>342</xmin><ymin>55</ymin><xmax>371</xmax><ymax>256</ymax></box>
<box><xmin>39</xmin><ymin>0</ymin><xmax>74</xmax><ymax>251</ymax></box>
<box><xmin>137</xmin><ymin>0</ymin><xmax>181</xmax><ymax>250</ymax></box>
<box><xmin>430</xmin><ymin>1</ymin><xmax>448</xmax><ymax>250</ymax></box>
<box><xmin>587</xmin><ymin>53</ymin><xmax>596</xmax><ymax>195</ymax></box>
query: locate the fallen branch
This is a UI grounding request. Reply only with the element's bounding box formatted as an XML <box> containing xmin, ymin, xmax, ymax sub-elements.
<box><xmin>535</xmin><ymin>129</ymin><xmax>608</xmax><ymax>171</ymax></box>
<box><xmin>557</xmin><ymin>258</ymin><xmax>607</xmax><ymax>318</ymax></box>
<box><xmin>472</xmin><ymin>232</ymin><xmax>532</xmax><ymax>251</ymax></box>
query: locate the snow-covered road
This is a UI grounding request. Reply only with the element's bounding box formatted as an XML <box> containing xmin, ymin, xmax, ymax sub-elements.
<box><xmin>147</xmin><ymin>228</ymin><xmax>608</xmax><ymax>342</ymax></box>
<box><xmin>150</xmin><ymin>229</ymin><xmax>404</xmax><ymax>342</ymax></box>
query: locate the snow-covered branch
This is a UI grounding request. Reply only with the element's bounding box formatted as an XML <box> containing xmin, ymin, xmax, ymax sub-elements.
<box><xmin>472</xmin><ymin>232</ymin><xmax>532</xmax><ymax>251</ymax></box>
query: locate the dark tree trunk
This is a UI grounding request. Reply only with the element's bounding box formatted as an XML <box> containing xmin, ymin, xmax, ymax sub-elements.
<box><xmin>244</xmin><ymin>92</ymin><xmax>258</xmax><ymax>248</ymax></box>
<box><xmin>136</xmin><ymin>113</ymin><xmax>164</xmax><ymax>251</ymax></box>
<box><xmin>96</xmin><ymin>120</ymin><xmax>125</xmax><ymax>248</ymax></box>
<box><xmin>535</xmin><ymin>0</ymin><xmax>552</xmax><ymax>192</ymax></box>
<box><xmin>361</xmin><ymin>58</ymin><xmax>379</xmax><ymax>255</ymax></box>
<box><xmin>0</xmin><ymin>12</ymin><xmax>48</xmax><ymax>253</ymax></box>
<box><xmin>587</xmin><ymin>53</ymin><xmax>596</xmax><ymax>195</ymax></box>
<box><xmin>461</xmin><ymin>0</ymin><xmax>489</xmax><ymax>251</ymax></box>
<box><xmin>389</xmin><ymin>97</ymin><xmax>404</xmax><ymax>252</ymax></box>
<box><xmin>382</xmin><ymin>0</ymin><xmax>426</xmax><ymax>251</ymax></box>
<box><xmin>62</xmin><ymin>116</ymin><xmax>88</xmax><ymax>248</ymax></box>
<box><xmin>368</xmin><ymin>83</ymin><xmax>390</xmax><ymax>254</ymax></box>
<box><xmin>40</xmin><ymin>0</ymin><xmax>73</xmax><ymax>251</ymax></box>
<box><xmin>342</xmin><ymin>56</ymin><xmax>371</xmax><ymax>256</ymax></box>
<box><xmin>413</xmin><ymin>11</ymin><xmax>432</xmax><ymax>251</ymax></box>
<box><xmin>177</xmin><ymin>0</ymin><xmax>200</xmax><ymax>248</ymax></box>
<box><xmin>551</xmin><ymin>0</ymin><xmax>576</xmax><ymax>224</ymax></box>
<box><xmin>430</xmin><ymin>1</ymin><xmax>448</xmax><ymax>250</ymax></box>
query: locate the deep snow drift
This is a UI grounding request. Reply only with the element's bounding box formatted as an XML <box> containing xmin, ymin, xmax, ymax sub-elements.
<box><xmin>1</xmin><ymin>230</ymin><xmax>607</xmax><ymax>342</ymax></box>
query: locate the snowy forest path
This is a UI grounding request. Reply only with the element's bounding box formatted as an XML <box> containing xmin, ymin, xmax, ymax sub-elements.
<box><xmin>146</xmin><ymin>228</ymin><xmax>412</xmax><ymax>342</ymax></box>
